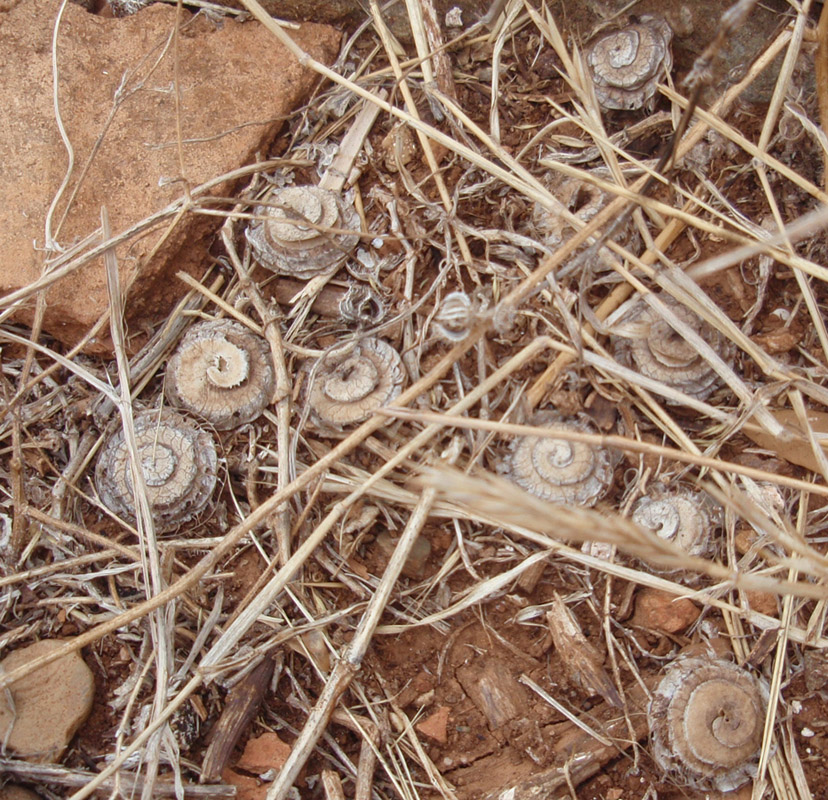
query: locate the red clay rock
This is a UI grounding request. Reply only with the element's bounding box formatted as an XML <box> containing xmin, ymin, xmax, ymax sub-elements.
<box><xmin>416</xmin><ymin>705</ymin><xmax>450</xmax><ymax>744</ymax></box>
<box><xmin>236</xmin><ymin>731</ymin><xmax>292</xmax><ymax>774</ymax></box>
<box><xmin>630</xmin><ymin>587</ymin><xmax>700</xmax><ymax>634</ymax></box>
<box><xmin>221</xmin><ymin>768</ymin><xmax>269</xmax><ymax>800</ymax></box>
<box><xmin>744</xmin><ymin>590</ymin><xmax>778</xmax><ymax>617</ymax></box>
<box><xmin>0</xmin><ymin>639</ymin><xmax>95</xmax><ymax>763</ymax></box>
<box><xmin>0</xmin><ymin>0</ymin><xmax>339</xmax><ymax>353</ymax></box>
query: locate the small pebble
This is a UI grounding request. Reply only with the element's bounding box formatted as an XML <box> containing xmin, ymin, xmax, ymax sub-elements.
<box><xmin>630</xmin><ymin>587</ymin><xmax>700</xmax><ymax>634</ymax></box>
<box><xmin>416</xmin><ymin>705</ymin><xmax>450</xmax><ymax>744</ymax></box>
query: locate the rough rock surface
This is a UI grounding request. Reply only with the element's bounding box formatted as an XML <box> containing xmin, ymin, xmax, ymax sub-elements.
<box><xmin>236</xmin><ymin>731</ymin><xmax>292</xmax><ymax>773</ymax></box>
<box><xmin>0</xmin><ymin>0</ymin><xmax>339</xmax><ymax>352</ymax></box>
<box><xmin>630</xmin><ymin>587</ymin><xmax>700</xmax><ymax>634</ymax></box>
<box><xmin>0</xmin><ymin>639</ymin><xmax>95</xmax><ymax>763</ymax></box>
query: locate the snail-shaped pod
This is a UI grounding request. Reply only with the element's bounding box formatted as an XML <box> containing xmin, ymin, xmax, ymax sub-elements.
<box><xmin>501</xmin><ymin>412</ymin><xmax>615</xmax><ymax>506</ymax></box>
<box><xmin>246</xmin><ymin>185</ymin><xmax>360</xmax><ymax>278</ymax></box>
<box><xmin>308</xmin><ymin>337</ymin><xmax>405</xmax><ymax>429</ymax></box>
<box><xmin>648</xmin><ymin>656</ymin><xmax>769</xmax><ymax>791</ymax></box>
<box><xmin>165</xmin><ymin>319</ymin><xmax>275</xmax><ymax>431</ymax></box>
<box><xmin>433</xmin><ymin>291</ymin><xmax>475</xmax><ymax>342</ymax></box>
<box><xmin>339</xmin><ymin>285</ymin><xmax>386</xmax><ymax>327</ymax></box>
<box><xmin>533</xmin><ymin>176</ymin><xmax>606</xmax><ymax>250</ymax></box>
<box><xmin>95</xmin><ymin>409</ymin><xmax>218</xmax><ymax>532</ymax></box>
<box><xmin>612</xmin><ymin>294</ymin><xmax>730</xmax><ymax>402</ymax></box>
<box><xmin>586</xmin><ymin>15</ymin><xmax>673</xmax><ymax>111</ymax></box>
<box><xmin>632</xmin><ymin>485</ymin><xmax>720</xmax><ymax>560</ymax></box>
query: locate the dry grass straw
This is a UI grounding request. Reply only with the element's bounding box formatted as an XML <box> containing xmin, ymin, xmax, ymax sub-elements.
<box><xmin>2</xmin><ymin>0</ymin><xmax>828</xmax><ymax>799</ymax></box>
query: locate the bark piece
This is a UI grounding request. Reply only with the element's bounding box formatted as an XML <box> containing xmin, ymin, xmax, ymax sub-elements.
<box><xmin>546</xmin><ymin>594</ymin><xmax>621</xmax><ymax>707</ymax></box>
<box><xmin>456</xmin><ymin>659</ymin><xmax>526</xmax><ymax>730</ymax></box>
<box><xmin>201</xmin><ymin>656</ymin><xmax>275</xmax><ymax>783</ymax></box>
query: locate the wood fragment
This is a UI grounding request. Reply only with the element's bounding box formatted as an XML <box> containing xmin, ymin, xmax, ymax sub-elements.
<box><xmin>318</xmin><ymin>90</ymin><xmax>387</xmax><ymax>193</ymax></box>
<box><xmin>0</xmin><ymin>759</ymin><xmax>235</xmax><ymax>797</ymax></box>
<box><xmin>546</xmin><ymin>594</ymin><xmax>621</xmax><ymax>708</ymax></box>
<box><xmin>469</xmin><ymin>680</ymin><xmax>652</xmax><ymax>800</ymax></box>
<box><xmin>200</xmin><ymin>654</ymin><xmax>276</xmax><ymax>783</ymax></box>
<box><xmin>817</xmin><ymin>0</ymin><xmax>828</xmax><ymax>191</ymax></box>
<box><xmin>322</xmin><ymin>770</ymin><xmax>346</xmax><ymax>800</ymax></box>
<box><xmin>456</xmin><ymin>658</ymin><xmax>527</xmax><ymax>729</ymax></box>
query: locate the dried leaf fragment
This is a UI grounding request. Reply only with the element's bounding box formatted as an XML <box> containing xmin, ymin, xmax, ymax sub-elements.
<box><xmin>743</xmin><ymin>408</ymin><xmax>828</xmax><ymax>473</ymax></box>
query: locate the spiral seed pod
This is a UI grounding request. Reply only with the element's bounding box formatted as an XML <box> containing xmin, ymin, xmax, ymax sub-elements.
<box><xmin>95</xmin><ymin>410</ymin><xmax>218</xmax><ymax>532</ymax></box>
<box><xmin>165</xmin><ymin>319</ymin><xmax>275</xmax><ymax>430</ymax></box>
<box><xmin>586</xmin><ymin>16</ymin><xmax>673</xmax><ymax>111</ymax></box>
<box><xmin>612</xmin><ymin>295</ymin><xmax>729</xmax><ymax>402</ymax></box>
<box><xmin>533</xmin><ymin>177</ymin><xmax>606</xmax><ymax>250</ymax></box>
<box><xmin>246</xmin><ymin>185</ymin><xmax>360</xmax><ymax>278</ymax></box>
<box><xmin>308</xmin><ymin>338</ymin><xmax>405</xmax><ymax>428</ymax></box>
<box><xmin>632</xmin><ymin>486</ymin><xmax>719</xmax><ymax>560</ymax></box>
<box><xmin>339</xmin><ymin>285</ymin><xmax>386</xmax><ymax>327</ymax></box>
<box><xmin>502</xmin><ymin>412</ymin><xmax>614</xmax><ymax>506</ymax></box>
<box><xmin>433</xmin><ymin>291</ymin><xmax>475</xmax><ymax>342</ymax></box>
<box><xmin>648</xmin><ymin>656</ymin><xmax>769</xmax><ymax>791</ymax></box>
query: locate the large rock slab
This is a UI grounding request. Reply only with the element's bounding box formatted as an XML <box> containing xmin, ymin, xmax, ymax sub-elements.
<box><xmin>0</xmin><ymin>0</ymin><xmax>339</xmax><ymax>352</ymax></box>
<box><xmin>0</xmin><ymin>638</ymin><xmax>95</xmax><ymax>763</ymax></box>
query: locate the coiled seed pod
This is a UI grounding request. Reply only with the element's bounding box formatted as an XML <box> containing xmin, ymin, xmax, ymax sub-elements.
<box><xmin>165</xmin><ymin>319</ymin><xmax>274</xmax><ymax>430</ymax></box>
<box><xmin>648</xmin><ymin>656</ymin><xmax>769</xmax><ymax>791</ymax></box>
<box><xmin>612</xmin><ymin>294</ymin><xmax>730</xmax><ymax>402</ymax></box>
<box><xmin>308</xmin><ymin>338</ymin><xmax>405</xmax><ymax>429</ymax></box>
<box><xmin>95</xmin><ymin>410</ymin><xmax>217</xmax><ymax>532</ymax></box>
<box><xmin>586</xmin><ymin>16</ymin><xmax>673</xmax><ymax>111</ymax></box>
<box><xmin>501</xmin><ymin>412</ymin><xmax>615</xmax><ymax>506</ymax></box>
<box><xmin>246</xmin><ymin>185</ymin><xmax>360</xmax><ymax>278</ymax></box>
<box><xmin>632</xmin><ymin>485</ymin><xmax>720</xmax><ymax>561</ymax></box>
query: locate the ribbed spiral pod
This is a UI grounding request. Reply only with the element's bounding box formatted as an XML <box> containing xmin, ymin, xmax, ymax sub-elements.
<box><xmin>648</xmin><ymin>656</ymin><xmax>769</xmax><ymax>791</ymax></box>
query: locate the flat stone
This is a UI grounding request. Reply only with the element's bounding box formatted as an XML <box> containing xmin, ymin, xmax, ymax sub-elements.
<box><xmin>0</xmin><ymin>639</ymin><xmax>95</xmax><ymax>763</ymax></box>
<box><xmin>416</xmin><ymin>705</ymin><xmax>450</xmax><ymax>744</ymax></box>
<box><xmin>0</xmin><ymin>0</ymin><xmax>339</xmax><ymax>353</ymax></box>
<box><xmin>236</xmin><ymin>731</ymin><xmax>291</xmax><ymax>774</ymax></box>
<box><xmin>630</xmin><ymin>587</ymin><xmax>700</xmax><ymax>634</ymax></box>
